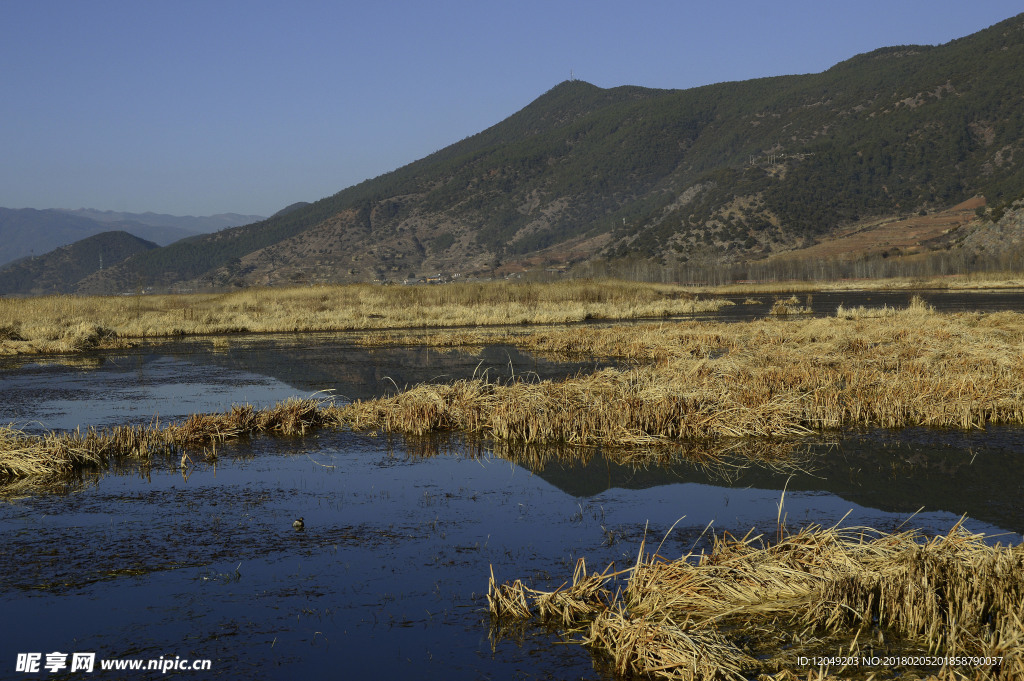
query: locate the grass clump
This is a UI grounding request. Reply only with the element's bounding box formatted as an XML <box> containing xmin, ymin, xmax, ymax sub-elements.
<box><xmin>0</xmin><ymin>426</ymin><xmax>104</xmax><ymax>479</ymax></box>
<box><xmin>769</xmin><ymin>294</ymin><xmax>813</xmax><ymax>316</ymax></box>
<box><xmin>7</xmin><ymin>300</ymin><xmax>1024</xmax><ymax>478</ymax></box>
<box><xmin>0</xmin><ymin>398</ymin><xmax>340</xmax><ymax>482</ymax></box>
<box><xmin>488</xmin><ymin>523</ymin><xmax>1024</xmax><ymax>680</ymax></box>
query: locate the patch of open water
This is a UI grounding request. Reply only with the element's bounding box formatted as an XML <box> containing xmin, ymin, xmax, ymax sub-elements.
<box><xmin>0</xmin><ymin>338</ymin><xmax>612</xmax><ymax>433</ymax></box>
<box><xmin>693</xmin><ymin>289</ymin><xmax>1024</xmax><ymax>322</ymax></box>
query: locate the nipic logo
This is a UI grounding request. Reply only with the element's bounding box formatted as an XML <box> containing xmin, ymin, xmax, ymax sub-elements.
<box><xmin>15</xmin><ymin>652</ymin><xmax>211</xmax><ymax>674</ymax></box>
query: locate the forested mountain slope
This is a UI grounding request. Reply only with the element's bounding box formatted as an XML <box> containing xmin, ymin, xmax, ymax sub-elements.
<box><xmin>78</xmin><ymin>14</ymin><xmax>1024</xmax><ymax>292</ymax></box>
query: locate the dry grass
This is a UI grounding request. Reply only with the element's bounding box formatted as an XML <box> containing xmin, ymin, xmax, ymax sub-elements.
<box><xmin>769</xmin><ymin>295</ymin><xmax>814</xmax><ymax>316</ymax></box>
<box><xmin>0</xmin><ymin>398</ymin><xmax>341</xmax><ymax>482</ymax></box>
<box><xmin>6</xmin><ymin>275</ymin><xmax>1024</xmax><ymax>356</ymax></box>
<box><xmin>1</xmin><ymin>400</ymin><xmax>812</xmax><ymax>484</ymax></box>
<box><xmin>0</xmin><ymin>425</ymin><xmax>105</xmax><ymax>479</ymax></box>
<box><xmin>0</xmin><ymin>280</ymin><xmax>730</xmax><ymax>355</ymax></box>
<box><xmin>6</xmin><ymin>300</ymin><xmax>1024</xmax><ymax>478</ymax></box>
<box><xmin>488</xmin><ymin>523</ymin><xmax>1024</xmax><ymax>680</ymax></box>
<box><xmin>836</xmin><ymin>293</ymin><xmax>934</xmax><ymax>320</ymax></box>
<box><xmin>335</xmin><ymin>301</ymin><xmax>1024</xmax><ymax>444</ymax></box>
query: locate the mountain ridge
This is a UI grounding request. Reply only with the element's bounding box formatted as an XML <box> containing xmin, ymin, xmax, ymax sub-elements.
<box><xmin>0</xmin><ymin>207</ymin><xmax>266</xmax><ymax>269</ymax></box>
<box><xmin>0</xmin><ymin>231</ymin><xmax>158</xmax><ymax>295</ymax></box>
<box><xmin>58</xmin><ymin>209</ymin><xmax>265</xmax><ymax>233</ymax></box>
<box><xmin>30</xmin><ymin>13</ymin><xmax>1024</xmax><ymax>292</ymax></box>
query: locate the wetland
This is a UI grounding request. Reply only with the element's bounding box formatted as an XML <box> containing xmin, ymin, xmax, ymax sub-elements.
<box><xmin>3</xmin><ymin>283</ymin><xmax>1024</xmax><ymax>679</ymax></box>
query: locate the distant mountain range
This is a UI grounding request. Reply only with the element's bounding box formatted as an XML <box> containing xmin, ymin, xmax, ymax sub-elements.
<box><xmin>59</xmin><ymin>208</ymin><xmax>266</xmax><ymax>235</ymax></box>
<box><xmin>8</xmin><ymin>13</ymin><xmax>1024</xmax><ymax>294</ymax></box>
<box><xmin>0</xmin><ymin>231</ymin><xmax>158</xmax><ymax>295</ymax></box>
<box><xmin>0</xmin><ymin>208</ymin><xmax>264</xmax><ymax>269</ymax></box>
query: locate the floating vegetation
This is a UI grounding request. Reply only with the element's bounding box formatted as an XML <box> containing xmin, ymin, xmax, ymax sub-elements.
<box><xmin>769</xmin><ymin>294</ymin><xmax>814</xmax><ymax>316</ymax></box>
<box><xmin>835</xmin><ymin>293</ymin><xmax>935</xmax><ymax>320</ymax></box>
<box><xmin>0</xmin><ymin>398</ymin><xmax>340</xmax><ymax>482</ymax></box>
<box><xmin>0</xmin><ymin>425</ymin><xmax>105</xmax><ymax>479</ymax></box>
<box><xmin>488</xmin><ymin>523</ymin><xmax>1024</xmax><ymax>680</ymax></box>
<box><xmin>2</xmin><ymin>398</ymin><xmax>813</xmax><ymax>485</ymax></box>
<box><xmin>6</xmin><ymin>300</ymin><xmax>1024</xmax><ymax>481</ymax></box>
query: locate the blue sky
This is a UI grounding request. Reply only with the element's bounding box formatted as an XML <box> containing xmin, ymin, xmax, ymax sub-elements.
<box><xmin>2</xmin><ymin>1</ymin><xmax>1021</xmax><ymax>217</ymax></box>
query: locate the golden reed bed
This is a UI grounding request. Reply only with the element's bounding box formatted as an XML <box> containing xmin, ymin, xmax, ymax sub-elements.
<box><xmin>4</xmin><ymin>297</ymin><xmax>1024</xmax><ymax>481</ymax></box>
<box><xmin>0</xmin><ymin>399</ymin><xmax>336</xmax><ymax>481</ymax></box>
<box><xmin>488</xmin><ymin>522</ymin><xmax>1023</xmax><ymax>680</ymax></box>
<box><xmin>4</xmin><ymin>292</ymin><xmax>1024</xmax><ymax>677</ymax></box>
<box><xmin>0</xmin><ymin>280</ymin><xmax>729</xmax><ymax>355</ymax></box>
<box><xmin>341</xmin><ymin>297</ymin><xmax>1024</xmax><ymax>440</ymax></box>
<box><xmin>3</xmin><ymin>274</ymin><xmax>1022</xmax><ymax>356</ymax></box>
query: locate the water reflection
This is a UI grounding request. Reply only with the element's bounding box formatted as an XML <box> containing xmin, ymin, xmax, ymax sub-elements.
<box><xmin>701</xmin><ymin>289</ymin><xmax>1024</xmax><ymax>322</ymax></box>
<box><xmin>397</xmin><ymin>430</ymin><xmax>1024</xmax><ymax>535</ymax></box>
<box><xmin>0</xmin><ymin>339</ymin><xmax>612</xmax><ymax>433</ymax></box>
<box><xmin>1</xmin><ymin>432</ymin><xmax>1016</xmax><ymax>680</ymax></box>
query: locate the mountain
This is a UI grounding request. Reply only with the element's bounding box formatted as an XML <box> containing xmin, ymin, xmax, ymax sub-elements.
<box><xmin>271</xmin><ymin>202</ymin><xmax>312</xmax><ymax>218</ymax></box>
<box><xmin>68</xmin><ymin>13</ymin><xmax>1024</xmax><ymax>292</ymax></box>
<box><xmin>0</xmin><ymin>231</ymin><xmax>158</xmax><ymax>295</ymax></box>
<box><xmin>58</xmin><ymin>209</ymin><xmax>265</xmax><ymax>235</ymax></box>
<box><xmin>0</xmin><ymin>208</ymin><xmax>264</xmax><ymax>268</ymax></box>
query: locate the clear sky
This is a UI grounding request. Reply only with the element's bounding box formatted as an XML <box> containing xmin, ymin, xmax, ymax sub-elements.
<box><xmin>2</xmin><ymin>1</ymin><xmax>1021</xmax><ymax>217</ymax></box>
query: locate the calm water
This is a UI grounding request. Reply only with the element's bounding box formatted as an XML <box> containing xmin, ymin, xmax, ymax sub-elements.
<box><xmin>0</xmin><ymin>338</ymin><xmax>614</xmax><ymax>433</ymax></box>
<box><xmin>2</xmin><ymin>298</ymin><xmax>1023</xmax><ymax>679</ymax></box>
<box><xmin>2</xmin><ymin>433</ymin><xmax>1018</xmax><ymax>680</ymax></box>
<box><xmin>700</xmin><ymin>288</ymin><xmax>1024</xmax><ymax>322</ymax></box>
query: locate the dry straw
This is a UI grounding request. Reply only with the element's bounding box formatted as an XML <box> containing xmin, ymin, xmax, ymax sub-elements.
<box><xmin>335</xmin><ymin>298</ymin><xmax>1024</xmax><ymax>443</ymax></box>
<box><xmin>0</xmin><ymin>398</ymin><xmax>341</xmax><ymax>482</ymax></box>
<box><xmin>5</xmin><ymin>298</ymin><xmax>1024</xmax><ymax>480</ymax></box>
<box><xmin>488</xmin><ymin>523</ymin><xmax>1024</xmax><ymax>680</ymax></box>
<box><xmin>7</xmin><ymin>299</ymin><xmax>1024</xmax><ymax>478</ymax></box>
<box><xmin>0</xmin><ymin>280</ymin><xmax>730</xmax><ymax>355</ymax></box>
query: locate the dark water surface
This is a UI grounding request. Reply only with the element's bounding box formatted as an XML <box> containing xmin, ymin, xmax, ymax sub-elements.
<box><xmin>0</xmin><ymin>338</ymin><xmax>612</xmax><ymax>433</ymax></box>
<box><xmin>1</xmin><ymin>432</ymin><xmax>1018</xmax><ymax>680</ymax></box>
<box><xmin>700</xmin><ymin>288</ymin><xmax>1024</xmax><ymax>322</ymax></box>
<box><xmin>2</xmin><ymin>300</ymin><xmax>1023</xmax><ymax>679</ymax></box>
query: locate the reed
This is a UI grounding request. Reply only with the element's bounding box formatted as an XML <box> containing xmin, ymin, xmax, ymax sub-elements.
<box><xmin>7</xmin><ymin>301</ymin><xmax>1024</xmax><ymax>477</ymax></box>
<box><xmin>336</xmin><ymin>301</ymin><xmax>1024</xmax><ymax>444</ymax></box>
<box><xmin>6</xmin><ymin>275</ymin><xmax>1024</xmax><ymax>356</ymax></box>
<box><xmin>0</xmin><ymin>398</ymin><xmax>341</xmax><ymax>482</ymax></box>
<box><xmin>0</xmin><ymin>425</ymin><xmax>104</xmax><ymax>479</ymax></box>
<box><xmin>488</xmin><ymin>523</ymin><xmax>1024</xmax><ymax>680</ymax></box>
<box><xmin>0</xmin><ymin>280</ymin><xmax>730</xmax><ymax>355</ymax></box>
<box><xmin>769</xmin><ymin>295</ymin><xmax>813</xmax><ymax>316</ymax></box>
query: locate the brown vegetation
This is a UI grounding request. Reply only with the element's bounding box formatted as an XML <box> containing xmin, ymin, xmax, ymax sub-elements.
<box><xmin>6</xmin><ymin>276</ymin><xmax>1024</xmax><ymax>356</ymax></box>
<box><xmin>0</xmin><ymin>398</ymin><xmax>337</xmax><ymax>482</ymax></box>
<box><xmin>0</xmin><ymin>280</ymin><xmax>729</xmax><ymax>355</ymax></box>
<box><xmin>769</xmin><ymin>294</ymin><xmax>814</xmax><ymax>316</ymax></box>
<box><xmin>5</xmin><ymin>299</ymin><xmax>1024</xmax><ymax>481</ymax></box>
<box><xmin>339</xmin><ymin>298</ymin><xmax>1024</xmax><ymax>443</ymax></box>
<box><xmin>488</xmin><ymin>523</ymin><xmax>1024</xmax><ymax>680</ymax></box>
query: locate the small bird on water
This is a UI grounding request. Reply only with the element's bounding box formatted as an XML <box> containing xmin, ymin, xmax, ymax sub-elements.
<box><xmin>292</xmin><ymin>517</ymin><xmax>305</xmax><ymax>530</ymax></box>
